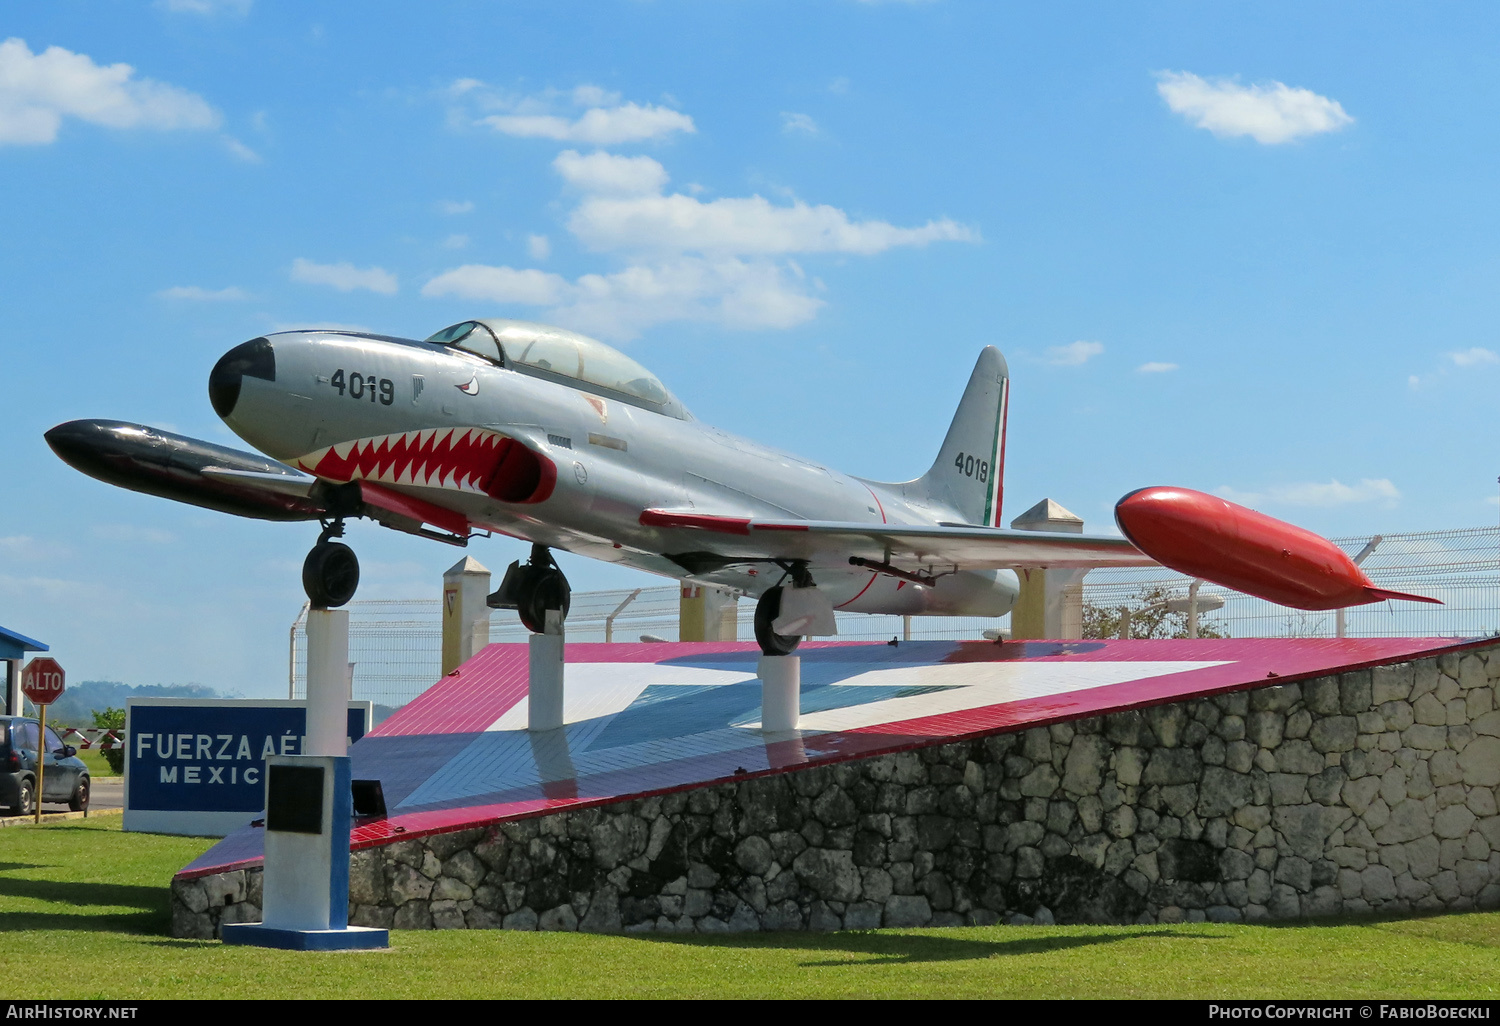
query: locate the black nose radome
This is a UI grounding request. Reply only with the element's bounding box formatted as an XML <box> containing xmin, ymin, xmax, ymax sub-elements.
<box><xmin>209</xmin><ymin>337</ymin><xmax>275</xmax><ymax>418</ymax></box>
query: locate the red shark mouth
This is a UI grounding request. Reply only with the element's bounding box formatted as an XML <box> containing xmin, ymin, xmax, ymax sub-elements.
<box><xmin>295</xmin><ymin>428</ymin><xmax>555</xmax><ymax>504</ymax></box>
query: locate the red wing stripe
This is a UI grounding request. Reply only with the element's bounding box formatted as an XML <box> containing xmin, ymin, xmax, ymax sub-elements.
<box><xmin>752</xmin><ymin>523</ymin><xmax>810</xmax><ymax>532</ymax></box>
<box><xmin>640</xmin><ymin>510</ymin><xmax>751</xmax><ymax>535</ymax></box>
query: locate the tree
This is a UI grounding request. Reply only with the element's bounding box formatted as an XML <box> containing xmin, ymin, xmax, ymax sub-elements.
<box><xmin>1082</xmin><ymin>584</ymin><xmax>1229</xmax><ymax>640</ymax></box>
<box><xmin>90</xmin><ymin>707</ymin><xmax>125</xmax><ymax>731</ymax></box>
<box><xmin>90</xmin><ymin>707</ymin><xmax>126</xmax><ymax>773</ymax></box>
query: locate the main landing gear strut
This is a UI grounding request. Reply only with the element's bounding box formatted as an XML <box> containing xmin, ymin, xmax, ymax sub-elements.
<box><xmin>489</xmin><ymin>543</ymin><xmax>572</xmax><ymax>633</ymax></box>
<box><xmin>754</xmin><ymin>561</ymin><xmax>813</xmax><ymax>657</ymax></box>
<box><xmin>302</xmin><ymin>519</ymin><xmax>360</xmax><ymax>608</ymax></box>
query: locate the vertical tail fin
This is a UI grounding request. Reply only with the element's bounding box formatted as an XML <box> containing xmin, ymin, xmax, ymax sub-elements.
<box><xmin>908</xmin><ymin>346</ymin><xmax>1009</xmax><ymax>526</ymax></box>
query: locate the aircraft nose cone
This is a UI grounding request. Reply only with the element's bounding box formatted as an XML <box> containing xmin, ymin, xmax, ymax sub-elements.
<box><xmin>209</xmin><ymin>336</ymin><xmax>276</xmax><ymax>419</ymax></box>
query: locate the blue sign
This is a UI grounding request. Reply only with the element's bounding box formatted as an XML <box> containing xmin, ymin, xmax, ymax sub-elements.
<box><xmin>124</xmin><ymin>699</ymin><xmax>371</xmax><ymax>836</ymax></box>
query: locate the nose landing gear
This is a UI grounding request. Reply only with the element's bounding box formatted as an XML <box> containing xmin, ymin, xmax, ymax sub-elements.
<box><xmin>302</xmin><ymin>520</ymin><xmax>360</xmax><ymax>608</ymax></box>
<box><xmin>488</xmin><ymin>543</ymin><xmax>572</xmax><ymax>633</ymax></box>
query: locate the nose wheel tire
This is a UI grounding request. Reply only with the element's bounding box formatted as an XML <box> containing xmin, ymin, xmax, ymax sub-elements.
<box><xmin>68</xmin><ymin>777</ymin><xmax>89</xmax><ymax>813</ymax></box>
<box><xmin>303</xmin><ymin>540</ymin><xmax>360</xmax><ymax>608</ymax></box>
<box><xmin>518</xmin><ymin>569</ymin><xmax>571</xmax><ymax>634</ymax></box>
<box><xmin>754</xmin><ymin>585</ymin><xmax>801</xmax><ymax>656</ymax></box>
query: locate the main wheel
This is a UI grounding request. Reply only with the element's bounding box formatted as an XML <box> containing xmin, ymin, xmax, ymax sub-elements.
<box><xmin>754</xmin><ymin>586</ymin><xmax>801</xmax><ymax>656</ymax></box>
<box><xmin>302</xmin><ymin>541</ymin><xmax>360</xmax><ymax>608</ymax></box>
<box><xmin>518</xmin><ymin>568</ymin><xmax>571</xmax><ymax>634</ymax></box>
<box><xmin>10</xmin><ymin>777</ymin><xmax>33</xmax><ymax>818</ymax></box>
<box><xmin>68</xmin><ymin>776</ymin><xmax>89</xmax><ymax>813</ymax></box>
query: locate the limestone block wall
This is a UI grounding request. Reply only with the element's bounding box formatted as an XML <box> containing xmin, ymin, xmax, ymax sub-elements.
<box><xmin>172</xmin><ymin>642</ymin><xmax>1500</xmax><ymax>937</ymax></box>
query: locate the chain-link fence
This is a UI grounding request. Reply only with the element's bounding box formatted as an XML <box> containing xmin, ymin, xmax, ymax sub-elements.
<box><xmin>291</xmin><ymin>525</ymin><xmax>1500</xmax><ymax>711</ymax></box>
<box><xmin>1082</xmin><ymin>526</ymin><xmax>1500</xmax><ymax>642</ymax></box>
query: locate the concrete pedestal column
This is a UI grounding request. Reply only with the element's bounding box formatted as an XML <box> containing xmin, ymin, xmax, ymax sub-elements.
<box><xmin>528</xmin><ymin>610</ymin><xmax>565</xmax><ymax>732</ymax></box>
<box><xmin>759</xmin><ymin>655</ymin><xmax>800</xmax><ymax>731</ymax></box>
<box><xmin>305</xmin><ymin>608</ymin><xmax>349</xmax><ymax>757</ymax></box>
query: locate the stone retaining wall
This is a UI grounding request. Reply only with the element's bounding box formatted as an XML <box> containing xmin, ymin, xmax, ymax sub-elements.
<box><xmin>172</xmin><ymin>642</ymin><xmax>1500</xmax><ymax>937</ymax></box>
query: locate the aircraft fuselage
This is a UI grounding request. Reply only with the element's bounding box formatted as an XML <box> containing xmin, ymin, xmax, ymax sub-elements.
<box><xmin>214</xmin><ymin>328</ymin><xmax>1017</xmax><ymax>617</ymax></box>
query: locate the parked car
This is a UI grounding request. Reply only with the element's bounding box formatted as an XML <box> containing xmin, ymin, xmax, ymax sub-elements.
<box><xmin>0</xmin><ymin>717</ymin><xmax>89</xmax><ymax>816</ymax></box>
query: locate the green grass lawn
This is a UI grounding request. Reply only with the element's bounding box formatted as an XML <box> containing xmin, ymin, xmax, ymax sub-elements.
<box><xmin>0</xmin><ymin>818</ymin><xmax>1497</xmax><ymax>1000</ymax></box>
<box><xmin>75</xmin><ymin>748</ymin><xmax>119</xmax><ymax>778</ymax></box>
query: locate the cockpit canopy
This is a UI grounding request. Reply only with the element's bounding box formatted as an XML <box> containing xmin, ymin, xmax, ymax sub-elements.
<box><xmin>424</xmin><ymin>319</ymin><xmax>688</xmax><ymax>419</ymax></box>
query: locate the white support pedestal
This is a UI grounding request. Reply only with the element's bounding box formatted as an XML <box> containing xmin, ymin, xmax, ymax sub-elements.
<box><xmin>222</xmin><ymin>607</ymin><xmax>386</xmax><ymax>951</ymax></box>
<box><xmin>305</xmin><ymin>608</ymin><xmax>349</xmax><ymax>757</ymax></box>
<box><xmin>759</xmin><ymin>655</ymin><xmax>800</xmax><ymax>732</ymax></box>
<box><xmin>528</xmin><ymin>611</ymin><xmax>565</xmax><ymax>732</ymax></box>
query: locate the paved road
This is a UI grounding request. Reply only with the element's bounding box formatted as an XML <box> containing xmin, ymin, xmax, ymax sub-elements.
<box><xmin>0</xmin><ymin>775</ymin><xmax>123</xmax><ymax>826</ymax></box>
<box><xmin>89</xmin><ymin>776</ymin><xmax>123</xmax><ymax>813</ymax></box>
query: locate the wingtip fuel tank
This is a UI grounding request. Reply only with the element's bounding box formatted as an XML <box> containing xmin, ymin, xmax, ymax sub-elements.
<box><xmin>1114</xmin><ymin>486</ymin><xmax>1441</xmax><ymax>611</ymax></box>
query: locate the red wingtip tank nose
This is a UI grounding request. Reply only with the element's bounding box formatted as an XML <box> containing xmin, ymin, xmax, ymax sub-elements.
<box><xmin>1114</xmin><ymin>486</ymin><xmax>1441</xmax><ymax>611</ymax></box>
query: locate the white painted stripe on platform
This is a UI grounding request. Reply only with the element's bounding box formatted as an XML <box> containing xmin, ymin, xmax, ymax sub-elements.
<box><xmin>484</xmin><ymin>663</ymin><xmax>757</xmax><ymax>732</ymax></box>
<box><xmin>396</xmin><ymin>658</ymin><xmax>1226</xmax><ymax>811</ymax></box>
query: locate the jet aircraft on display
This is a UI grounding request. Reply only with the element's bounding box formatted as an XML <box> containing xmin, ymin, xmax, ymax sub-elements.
<box><xmin>46</xmin><ymin>318</ymin><xmax>1437</xmax><ymax>654</ymax></box>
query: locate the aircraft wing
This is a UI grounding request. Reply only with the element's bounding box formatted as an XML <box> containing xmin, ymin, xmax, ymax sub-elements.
<box><xmin>639</xmin><ymin>510</ymin><xmax>1154</xmax><ymax>575</ymax></box>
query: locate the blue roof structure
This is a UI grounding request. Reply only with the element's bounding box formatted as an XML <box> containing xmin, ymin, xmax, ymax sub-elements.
<box><xmin>0</xmin><ymin>626</ymin><xmax>47</xmax><ymax>662</ymax></box>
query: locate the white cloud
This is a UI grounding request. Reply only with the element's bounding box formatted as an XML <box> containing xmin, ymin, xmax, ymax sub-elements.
<box><xmin>0</xmin><ymin>37</ymin><xmax>220</xmax><ymax>145</ymax></box>
<box><xmin>156</xmin><ymin>285</ymin><xmax>248</xmax><ymax>301</ymax></box>
<box><xmin>1048</xmin><ymin>341</ymin><xmax>1104</xmax><ymax>366</ymax></box>
<box><xmin>290</xmin><ymin>258</ymin><xmax>397</xmax><ymax>295</ymax></box>
<box><xmin>1137</xmin><ymin>361</ymin><xmax>1178</xmax><ymax>373</ymax></box>
<box><xmin>829</xmin><ymin>77</ymin><xmax>851</xmax><ymax>95</ymax></box>
<box><xmin>0</xmin><ymin>535</ymin><xmax>72</xmax><ymax>561</ymax></box>
<box><xmin>1218</xmin><ymin>478</ymin><xmax>1400</xmax><ymax>508</ymax></box>
<box><xmin>423</xmin><ymin>265</ymin><xmax>570</xmax><ymax>306</ymax></box>
<box><xmin>781</xmin><ymin>112</ymin><xmax>818</xmax><ymax>136</ymax></box>
<box><xmin>482</xmin><ymin>101</ymin><xmax>694</xmax><ymax>145</ymax></box>
<box><xmin>1449</xmin><ymin>347</ymin><xmax>1499</xmax><ymax>367</ymax></box>
<box><xmin>155</xmin><ymin>0</ymin><xmax>252</xmax><ymax>13</ymax></box>
<box><xmin>553</xmin><ymin>149</ymin><xmax>669</xmax><ymax>195</ymax></box>
<box><xmin>569</xmin><ymin>191</ymin><xmax>975</xmax><ymax>256</ymax></box>
<box><xmin>92</xmin><ymin>523</ymin><xmax>174</xmax><ymax>544</ymax></box>
<box><xmin>437</xmin><ymin>199</ymin><xmax>474</xmax><ymax>215</ymax></box>
<box><xmin>430</xmin><ymin>90</ymin><xmax>970</xmax><ymax>340</ymax></box>
<box><xmin>222</xmin><ymin>135</ymin><xmax>259</xmax><ymax>162</ymax></box>
<box><xmin>1156</xmin><ymin>71</ymin><xmax>1353</xmax><ymax>145</ymax></box>
<box><xmin>423</xmin><ymin>257</ymin><xmax>822</xmax><ymax>341</ymax></box>
<box><xmin>442</xmin><ymin>234</ymin><xmax>469</xmax><ymax>250</ymax></box>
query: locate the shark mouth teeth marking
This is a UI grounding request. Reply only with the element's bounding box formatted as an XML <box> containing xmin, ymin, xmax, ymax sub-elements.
<box><xmin>295</xmin><ymin>428</ymin><xmax>512</xmax><ymax>495</ymax></box>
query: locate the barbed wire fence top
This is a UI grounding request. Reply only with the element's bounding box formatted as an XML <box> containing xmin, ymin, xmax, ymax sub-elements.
<box><xmin>290</xmin><ymin>525</ymin><xmax>1500</xmax><ymax>710</ymax></box>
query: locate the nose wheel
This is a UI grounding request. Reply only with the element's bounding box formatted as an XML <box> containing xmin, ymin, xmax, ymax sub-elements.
<box><xmin>489</xmin><ymin>544</ymin><xmax>571</xmax><ymax>633</ymax></box>
<box><xmin>303</xmin><ymin>521</ymin><xmax>360</xmax><ymax>608</ymax></box>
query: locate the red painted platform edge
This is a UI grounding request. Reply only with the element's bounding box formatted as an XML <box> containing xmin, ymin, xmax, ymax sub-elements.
<box><xmin>174</xmin><ymin>634</ymin><xmax>1497</xmax><ymax>880</ymax></box>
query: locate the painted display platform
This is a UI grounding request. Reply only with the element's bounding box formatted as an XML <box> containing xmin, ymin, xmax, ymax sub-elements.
<box><xmin>179</xmin><ymin>636</ymin><xmax>1485</xmax><ymax>879</ymax></box>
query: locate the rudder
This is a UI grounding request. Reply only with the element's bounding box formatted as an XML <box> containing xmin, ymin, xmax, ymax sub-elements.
<box><xmin>912</xmin><ymin>346</ymin><xmax>1009</xmax><ymax>526</ymax></box>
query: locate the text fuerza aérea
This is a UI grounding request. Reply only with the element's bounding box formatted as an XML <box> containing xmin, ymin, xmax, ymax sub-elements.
<box><xmin>135</xmin><ymin>731</ymin><xmax>301</xmax><ymax>762</ymax></box>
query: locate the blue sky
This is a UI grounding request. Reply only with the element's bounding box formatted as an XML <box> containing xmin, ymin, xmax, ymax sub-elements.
<box><xmin>2</xmin><ymin>1</ymin><xmax>1498</xmax><ymax>695</ymax></box>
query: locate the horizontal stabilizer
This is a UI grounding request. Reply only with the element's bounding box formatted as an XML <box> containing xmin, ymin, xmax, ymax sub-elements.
<box><xmin>1363</xmin><ymin>587</ymin><xmax>1443</xmax><ymax>606</ymax></box>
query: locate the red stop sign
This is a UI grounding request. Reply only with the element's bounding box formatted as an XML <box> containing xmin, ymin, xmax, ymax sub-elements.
<box><xmin>21</xmin><ymin>658</ymin><xmax>64</xmax><ymax>706</ymax></box>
